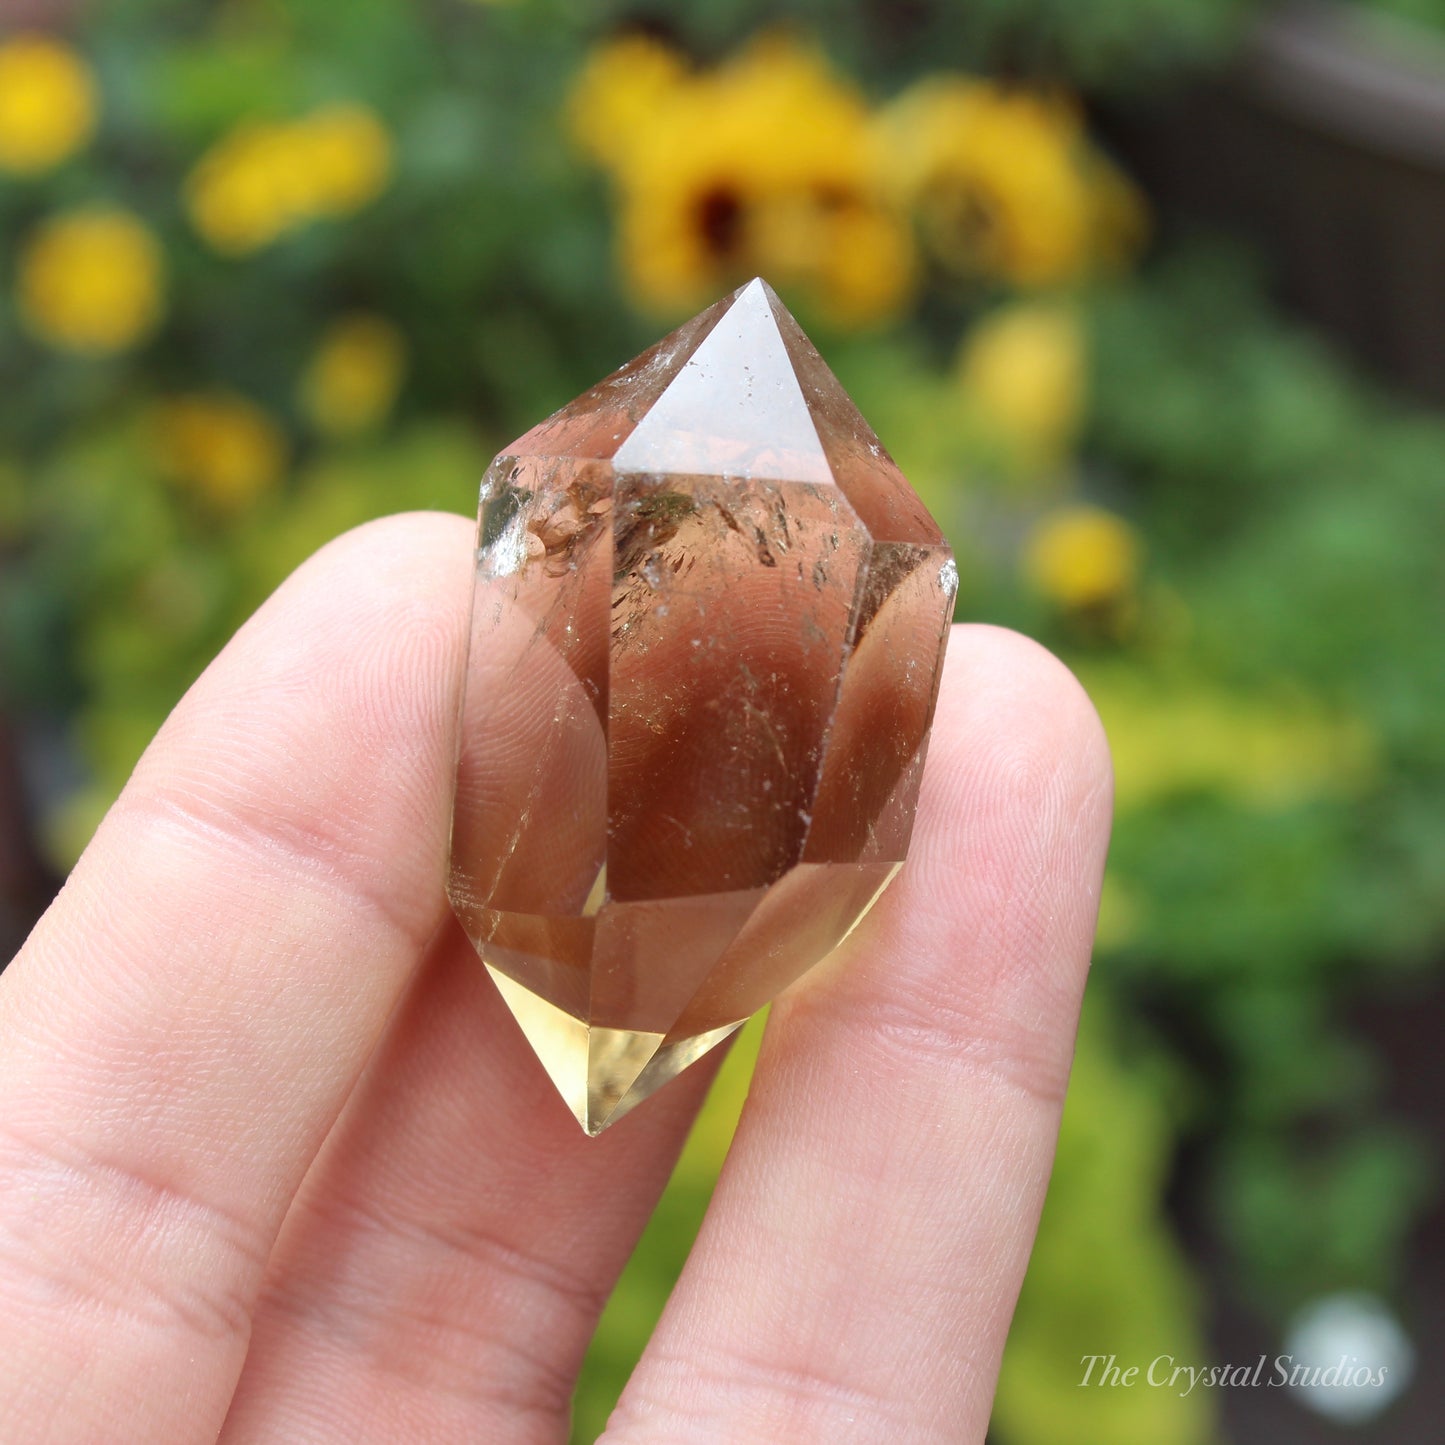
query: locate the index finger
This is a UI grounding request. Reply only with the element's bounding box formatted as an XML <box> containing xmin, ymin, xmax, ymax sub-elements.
<box><xmin>0</xmin><ymin>513</ymin><xmax>472</xmax><ymax>1445</ymax></box>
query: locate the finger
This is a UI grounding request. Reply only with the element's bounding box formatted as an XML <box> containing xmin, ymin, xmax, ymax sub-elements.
<box><xmin>0</xmin><ymin>512</ymin><xmax>473</xmax><ymax>1445</ymax></box>
<box><xmin>604</xmin><ymin>625</ymin><xmax>1113</xmax><ymax>1444</ymax></box>
<box><xmin>220</xmin><ymin>920</ymin><xmax>724</xmax><ymax>1445</ymax></box>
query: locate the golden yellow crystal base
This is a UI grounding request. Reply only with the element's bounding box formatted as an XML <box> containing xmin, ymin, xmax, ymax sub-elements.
<box><xmin>487</xmin><ymin>966</ymin><xmax>745</xmax><ymax>1135</ymax></box>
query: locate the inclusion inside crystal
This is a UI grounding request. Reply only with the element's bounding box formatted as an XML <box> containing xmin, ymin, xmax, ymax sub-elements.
<box><xmin>448</xmin><ymin>278</ymin><xmax>955</xmax><ymax>1134</ymax></box>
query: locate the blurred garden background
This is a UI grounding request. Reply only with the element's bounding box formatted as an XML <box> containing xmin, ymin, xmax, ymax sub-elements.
<box><xmin>2</xmin><ymin>0</ymin><xmax>1444</xmax><ymax>1440</ymax></box>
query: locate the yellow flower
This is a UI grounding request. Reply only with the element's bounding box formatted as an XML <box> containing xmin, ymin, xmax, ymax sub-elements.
<box><xmin>880</xmin><ymin>78</ymin><xmax>1144</xmax><ymax>287</ymax></box>
<box><xmin>809</xmin><ymin>201</ymin><xmax>919</xmax><ymax>328</ymax></box>
<box><xmin>580</xmin><ymin>33</ymin><xmax>915</xmax><ymax>325</ymax></box>
<box><xmin>298</xmin><ymin>105</ymin><xmax>393</xmax><ymax>216</ymax></box>
<box><xmin>959</xmin><ymin>302</ymin><xmax>1086</xmax><ymax>466</ymax></box>
<box><xmin>0</xmin><ymin>34</ymin><xmax>97</xmax><ymax>175</ymax></box>
<box><xmin>567</xmin><ymin>33</ymin><xmax>689</xmax><ymax>168</ymax></box>
<box><xmin>18</xmin><ymin>209</ymin><xmax>164</xmax><ymax>355</ymax></box>
<box><xmin>152</xmin><ymin>392</ymin><xmax>287</xmax><ymax>511</ymax></box>
<box><xmin>186</xmin><ymin>103</ymin><xmax>392</xmax><ymax>255</ymax></box>
<box><xmin>301</xmin><ymin>314</ymin><xmax>407</xmax><ymax>437</ymax></box>
<box><xmin>1024</xmin><ymin>505</ymin><xmax>1141</xmax><ymax>610</ymax></box>
<box><xmin>185</xmin><ymin>121</ymin><xmax>304</xmax><ymax>254</ymax></box>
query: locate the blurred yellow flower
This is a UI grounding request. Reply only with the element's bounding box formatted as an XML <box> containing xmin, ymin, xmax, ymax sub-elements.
<box><xmin>1024</xmin><ymin>505</ymin><xmax>1141</xmax><ymax>610</ymax></box>
<box><xmin>301</xmin><ymin>314</ymin><xmax>407</xmax><ymax>437</ymax></box>
<box><xmin>186</xmin><ymin>122</ymin><xmax>305</xmax><ymax>254</ymax></box>
<box><xmin>568</xmin><ymin>33</ymin><xmax>689</xmax><ymax>168</ymax></box>
<box><xmin>152</xmin><ymin>392</ymin><xmax>288</xmax><ymax>511</ymax></box>
<box><xmin>18</xmin><ymin>209</ymin><xmax>164</xmax><ymax>355</ymax></box>
<box><xmin>959</xmin><ymin>302</ymin><xmax>1086</xmax><ymax>466</ymax></box>
<box><xmin>880</xmin><ymin>78</ymin><xmax>1145</xmax><ymax>286</ymax></box>
<box><xmin>0</xmin><ymin>34</ymin><xmax>97</xmax><ymax>175</ymax></box>
<box><xmin>301</xmin><ymin>105</ymin><xmax>393</xmax><ymax>216</ymax></box>
<box><xmin>575</xmin><ymin>33</ymin><xmax>915</xmax><ymax>325</ymax></box>
<box><xmin>186</xmin><ymin>103</ymin><xmax>393</xmax><ymax>255</ymax></box>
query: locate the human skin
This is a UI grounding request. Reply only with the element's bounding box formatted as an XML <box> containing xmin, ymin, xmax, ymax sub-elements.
<box><xmin>0</xmin><ymin>511</ymin><xmax>1111</xmax><ymax>1444</ymax></box>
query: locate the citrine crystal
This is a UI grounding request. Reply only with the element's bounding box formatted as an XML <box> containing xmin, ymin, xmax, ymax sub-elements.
<box><xmin>448</xmin><ymin>279</ymin><xmax>955</xmax><ymax>1134</ymax></box>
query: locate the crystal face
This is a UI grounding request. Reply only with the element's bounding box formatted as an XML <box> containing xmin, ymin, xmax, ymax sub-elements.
<box><xmin>448</xmin><ymin>279</ymin><xmax>956</xmax><ymax>1134</ymax></box>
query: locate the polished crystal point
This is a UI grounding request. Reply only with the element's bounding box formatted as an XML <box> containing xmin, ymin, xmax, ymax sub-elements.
<box><xmin>448</xmin><ymin>279</ymin><xmax>956</xmax><ymax>1134</ymax></box>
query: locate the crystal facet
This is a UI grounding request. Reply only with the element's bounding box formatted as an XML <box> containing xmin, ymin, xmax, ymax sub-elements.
<box><xmin>448</xmin><ymin>279</ymin><xmax>955</xmax><ymax>1134</ymax></box>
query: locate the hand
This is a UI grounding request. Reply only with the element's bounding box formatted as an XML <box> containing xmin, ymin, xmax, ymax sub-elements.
<box><xmin>0</xmin><ymin>513</ymin><xmax>1111</xmax><ymax>1444</ymax></box>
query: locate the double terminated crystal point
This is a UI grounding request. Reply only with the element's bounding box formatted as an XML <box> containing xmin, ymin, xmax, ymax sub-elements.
<box><xmin>448</xmin><ymin>279</ymin><xmax>956</xmax><ymax>1134</ymax></box>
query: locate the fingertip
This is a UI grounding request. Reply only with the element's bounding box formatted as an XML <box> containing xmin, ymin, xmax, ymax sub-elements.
<box><xmin>231</xmin><ymin>508</ymin><xmax>476</xmax><ymax>670</ymax></box>
<box><xmin>906</xmin><ymin>624</ymin><xmax>1111</xmax><ymax>918</ymax></box>
<box><xmin>934</xmin><ymin>623</ymin><xmax>1112</xmax><ymax>813</ymax></box>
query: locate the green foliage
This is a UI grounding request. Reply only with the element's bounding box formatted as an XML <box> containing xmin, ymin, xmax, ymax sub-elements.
<box><xmin>1213</xmin><ymin>1124</ymin><xmax>1434</xmax><ymax>1311</ymax></box>
<box><xmin>594</xmin><ymin>0</ymin><xmax>1249</xmax><ymax>90</ymax></box>
<box><xmin>1354</xmin><ymin>0</ymin><xmax>1445</xmax><ymax>36</ymax></box>
<box><xmin>1074</xmin><ymin>247</ymin><xmax>1445</xmax><ymax>1313</ymax></box>
<box><xmin>994</xmin><ymin>993</ymin><xmax>1213</xmax><ymax>1445</ymax></box>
